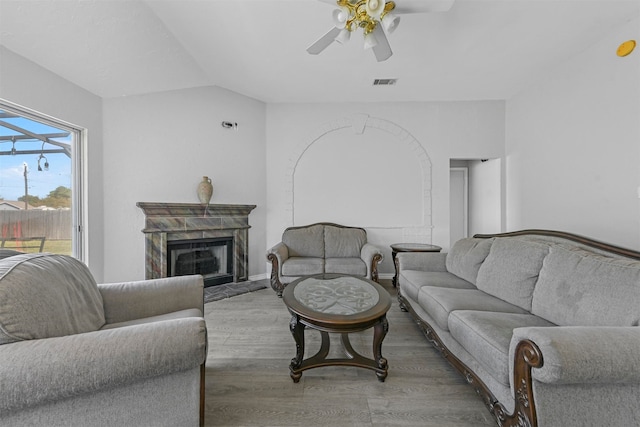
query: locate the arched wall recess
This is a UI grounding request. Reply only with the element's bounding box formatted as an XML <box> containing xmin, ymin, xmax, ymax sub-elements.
<box><xmin>285</xmin><ymin>114</ymin><xmax>433</xmax><ymax>243</ymax></box>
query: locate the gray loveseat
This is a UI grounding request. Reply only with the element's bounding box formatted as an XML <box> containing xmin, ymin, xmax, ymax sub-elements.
<box><xmin>396</xmin><ymin>229</ymin><xmax>640</xmax><ymax>427</ymax></box>
<box><xmin>267</xmin><ymin>222</ymin><xmax>383</xmax><ymax>296</ymax></box>
<box><xmin>0</xmin><ymin>252</ymin><xmax>207</xmax><ymax>426</ymax></box>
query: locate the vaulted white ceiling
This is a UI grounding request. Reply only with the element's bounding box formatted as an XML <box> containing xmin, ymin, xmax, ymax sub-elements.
<box><xmin>0</xmin><ymin>0</ymin><xmax>638</xmax><ymax>103</ymax></box>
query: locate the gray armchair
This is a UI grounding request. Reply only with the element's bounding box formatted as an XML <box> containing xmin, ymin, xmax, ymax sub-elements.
<box><xmin>0</xmin><ymin>253</ymin><xmax>207</xmax><ymax>427</ymax></box>
<box><xmin>266</xmin><ymin>222</ymin><xmax>383</xmax><ymax>297</ymax></box>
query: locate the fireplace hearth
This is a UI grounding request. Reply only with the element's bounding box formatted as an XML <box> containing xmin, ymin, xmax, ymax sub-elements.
<box><xmin>137</xmin><ymin>203</ymin><xmax>256</xmax><ymax>287</ymax></box>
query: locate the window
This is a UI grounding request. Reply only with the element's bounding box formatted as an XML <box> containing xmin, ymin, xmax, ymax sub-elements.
<box><xmin>0</xmin><ymin>100</ymin><xmax>84</xmax><ymax>259</ymax></box>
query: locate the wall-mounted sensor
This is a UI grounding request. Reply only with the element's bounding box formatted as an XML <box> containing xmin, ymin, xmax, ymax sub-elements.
<box><xmin>221</xmin><ymin>121</ymin><xmax>238</xmax><ymax>130</ymax></box>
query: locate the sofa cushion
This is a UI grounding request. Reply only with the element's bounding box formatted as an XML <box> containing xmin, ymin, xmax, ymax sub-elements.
<box><xmin>417</xmin><ymin>287</ymin><xmax>528</xmax><ymax>332</ymax></box>
<box><xmin>532</xmin><ymin>245</ymin><xmax>640</xmax><ymax>326</ymax></box>
<box><xmin>445</xmin><ymin>237</ymin><xmax>494</xmax><ymax>284</ymax></box>
<box><xmin>0</xmin><ymin>253</ymin><xmax>105</xmax><ymax>345</ymax></box>
<box><xmin>475</xmin><ymin>238</ymin><xmax>549</xmax><ymax>311</ymax></box>
<box><xmin>325</xmin><ymin>257</ymin><xmax>367</xmax><ymax>276</ymax></box>
<box><xmin>283</xmin><ymin>224</ymin><xmax>324</xmax><ymax>258</ymax></box>
<box><xmin>399</xmin><ymin>270</ymin><xmax>475</xmax><ymax>302</ymax></box>
<box><xmin>281</xmin><ymin>257</ymin><xmax>324</xmax><ymax>277</ymax></box>
<box><xmin>448</xmin><ymin>310</ymin><xmax>555</xmax><ymax>385</ymax></box>
<box><xmin>324</xmin><ymin>225</ymin><xmax>366</xmax><ymax>258</ymax></box>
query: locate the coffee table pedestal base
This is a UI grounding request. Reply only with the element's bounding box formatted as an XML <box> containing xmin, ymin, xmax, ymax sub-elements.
<box><xmin>289</xmin><ymin>314</ymin><xmax>389</xmax><ymax>382</ymax></box>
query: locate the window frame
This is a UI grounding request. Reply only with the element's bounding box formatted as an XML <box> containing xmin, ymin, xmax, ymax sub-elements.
<box><xmin>0</xmin><ymin>99</ymin><xmax>87</xmax><ymax>261</ymax></box>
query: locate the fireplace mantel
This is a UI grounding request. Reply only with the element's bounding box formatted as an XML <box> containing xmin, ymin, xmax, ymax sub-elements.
<box><xmin>137</xmin><ymin>202</ymin><xmax>256</xmax><ymax>284</ymax></box>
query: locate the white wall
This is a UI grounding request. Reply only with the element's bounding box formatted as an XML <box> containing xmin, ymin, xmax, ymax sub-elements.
<box><xmin>266</xmin><ymin>102</ymin><xmax>505</xmax><ymax>275</ymax></box>
<box><xmin>293</xmin><ymin>122</ymin><xmax>424</xmax><ymax>227</ymax></box>
<box><xmin>506</xmin><ymin>17</ymin><xmax>640</xmax><ymax>249</ymax></box>
<box><xmin>0</xmin><ymin>47</ymin><xmax>105</xmax><ymax>281</ymax></box>
<box><xmin>103</xmin><ymin>86</ymin><xmax>266</xmax><ymax>282</ymax></box>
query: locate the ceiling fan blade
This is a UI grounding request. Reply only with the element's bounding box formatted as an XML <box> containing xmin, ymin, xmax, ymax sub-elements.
<box><xmin>307</xmin><ymin>27</ymin><xmax>342</xmax><ymax>55</ymax></box>
<box><xmin>393</xmin><ymin>0</ymin><xmax>455</xmax><ymax>14</ymax></box>
<box><xmin>372</xmin><ymin>24</ymin><xmax>392</xmax><ymax>62</ymax></box>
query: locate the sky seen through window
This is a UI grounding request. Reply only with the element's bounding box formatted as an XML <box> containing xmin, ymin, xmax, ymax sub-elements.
<box><xmin>0</xmin><ymin>109</ymin><xmax>72</xmax><ymax>203</ymax></box>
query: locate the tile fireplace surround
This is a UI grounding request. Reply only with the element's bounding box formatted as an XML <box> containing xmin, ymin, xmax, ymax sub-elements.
<box><xmin>137</xmin><ymin>202</ymin><xmax>256</xmax><ymax>284</ymax></box>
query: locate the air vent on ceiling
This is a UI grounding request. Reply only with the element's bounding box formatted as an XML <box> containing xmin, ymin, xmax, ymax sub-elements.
<box><xmin>373</xmin><ymin>78</ymin><xmax>398</xmax><ymax>86</ymax></box>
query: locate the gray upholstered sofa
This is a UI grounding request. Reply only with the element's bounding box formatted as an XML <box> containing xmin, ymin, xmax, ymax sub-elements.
<box><xmin>0</xmin><ymin>252</ymin><xmax>207</xmax><ymax>426</ymax></box>
<box><xmin>267</xmin><ymin>222</ymin><xmax>383</xmax><ymax>296</ymax></box>
<box><xmin>396</xmin><ymin>230</ymin><xmax>640</xmax><ymax>427</ymax></box>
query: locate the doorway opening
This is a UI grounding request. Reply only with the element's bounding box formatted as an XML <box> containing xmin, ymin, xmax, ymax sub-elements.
<box><xmin>450</xmin><ymin>159</ymin><xmax>502</xmax><ymax>248</ymax></box>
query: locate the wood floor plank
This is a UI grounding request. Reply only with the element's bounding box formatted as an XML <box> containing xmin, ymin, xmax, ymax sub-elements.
<box><xmin>206</xmin><ymin>395</ymin><xmax>373</xmax><ymax>427</ymax></box>
<box><xmin>368</xmin><ymin>397</ymin><xmax>494</xmax><ymax>426</ymax></box>
<box><xmin>203</xmin><ymin>280</ymin><xmax>495</xmax><ymax>426</ymax></box>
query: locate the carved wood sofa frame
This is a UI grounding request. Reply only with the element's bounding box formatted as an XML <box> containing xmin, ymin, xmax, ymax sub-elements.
<box><xmin>267</xmin><ymin>222</ymin><xmax>382</xmax><ymax>297</ymax></box>
<box><xmin>397</xmin><ymin>229</ymin><xmax>640</xmax><ymax>427</ymax></box>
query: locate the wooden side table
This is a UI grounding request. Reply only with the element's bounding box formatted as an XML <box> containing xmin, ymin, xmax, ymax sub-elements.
<box><xmin>391</xmin><ymin>243</ymin><xmax>442</xmax><ymax>287</ymax></box>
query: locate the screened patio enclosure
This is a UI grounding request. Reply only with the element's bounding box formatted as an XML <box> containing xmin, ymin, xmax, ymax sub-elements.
<box><xmin>0</xmin><ymin>108</ymin><xmax>74</xmax><ymax>256</ymax></box>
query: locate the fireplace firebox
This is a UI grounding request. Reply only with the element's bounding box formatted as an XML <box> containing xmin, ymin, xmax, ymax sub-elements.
<box><xmin>168</xmin><ymin>237</ymin><xmax>233</xmax><ymax>287</ymax></box>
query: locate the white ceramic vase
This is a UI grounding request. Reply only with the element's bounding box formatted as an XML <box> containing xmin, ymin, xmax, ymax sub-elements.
<box><xmin>197</xmin><ymin>176</ymin><xmax>213</xmax><ymax>205</ymax></box>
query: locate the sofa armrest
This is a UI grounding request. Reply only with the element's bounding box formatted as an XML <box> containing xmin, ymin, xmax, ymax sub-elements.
<box><xmin>511</xmin><ymin>326</ymin><xmax>640</xmax><ymax>385</ymax></box>
<box><xmin>360</xmin><ymin>242</ymin><xmax>383</xmax><ymax>263</ymax></box>
<box><xmin>361</xmin><ymin>243</ymin><xmax>383</xmax><ymax>281</ymax></box>
<box><xmin>266</xmin><ymin>242</ymin><xmax>289</xmax><ymax>269</ymax></box>
<box><xmin>396</xmin><ymin>252</ymin><xmax>448</xmax><ymax>272</ymax></box>
<box><xmin>0</xmin><ymin>317</ymin><xmax>207</xmax><ymax>413</ymax></box>
<box><xmin>99</xmin><ymin>275</ymin><xmax>204</xmax><ymax>324</ymax></box>
<box><xmin>266</xmin><ymin>242</ymin><xmax>290</xmax><ymax>296</ymax></box>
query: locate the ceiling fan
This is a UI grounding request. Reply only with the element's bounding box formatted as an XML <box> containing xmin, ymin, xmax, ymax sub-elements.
<box><xmin>307</xmin><ymin>0</ymin><xmax>455</xmax><ymax>62</ymax></box>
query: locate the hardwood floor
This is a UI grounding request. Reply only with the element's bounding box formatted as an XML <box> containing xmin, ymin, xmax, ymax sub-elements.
<box><xmin>203</xmin><ymin>280</ymin><xmax>495</xmax><ymax>427</ymax></box>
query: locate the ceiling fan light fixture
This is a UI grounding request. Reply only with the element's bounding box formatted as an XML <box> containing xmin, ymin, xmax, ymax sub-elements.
<box><xmin>382</xmin><ymin>12</ymin><xmax>400</xmax><ymax>33</ymax></box>
<box><xmin>308</xmin><ymin>0</ymin><xmax>402</xmax><ymax>61</ymax></box>
<box><xmin>365</xmin><ymin>0</ymin><xmax>385</xmax><ymax>19</ymax></box>
<box><xmin>335</xmin><ymin>28</ymin><xmax>351</xmax><ymax>44</ymax></box>
<box><xmin>332</xmin><ymin>6</ymin><xmax>350</xmax><ymax>28</ymax></box>
<box><xmin>363</xmin><ymin>30</ymin><xmax>378</xmax><ymax>49</ymax></box>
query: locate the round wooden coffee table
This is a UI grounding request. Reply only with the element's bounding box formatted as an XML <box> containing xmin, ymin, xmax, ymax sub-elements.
<box><xmin>282</xmin><ymin>274</ymin><xmax>391</xmax><ymax>382</ymax></box>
